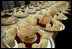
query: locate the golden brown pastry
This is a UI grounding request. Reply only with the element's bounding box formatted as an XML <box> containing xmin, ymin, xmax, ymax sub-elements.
<box><xmin>1</xmin><ymin>10</ymin><xmax>13</xmax><ymax>16</ymax></box>
<box><xmin>46</xmin><ymin>1</ymin><xmax>58</xmax><ymax>7</ymax></box>
<box><xmin>17</xmin><ymin>22</ymin><xmax>37</xmax><ymax>37</ymax></box>
<box><xmin>54</xmin><ymin>12</ymin><xmax>68</xmax><ymax>20</ymax></box>
<box><xmin>32</xmin><ymin>43</ymin><xmax>40</xmax><ymax>48</ymax></box>
<box><xmin>3</xmin><ymin>25</ymin><xmax>17</xmax><ymax>48</ymax></box>
<box><xmin>46</xmin><ymin>1</ymin><xmax>70</xmax><ymax>20</ymax></box>
<box><xmin>1</xmin><ymin>16</ymin><xmax>17</xmax><ymax>25</ymax></box>
<box><xmin>27</xmin><ymin>13</ymin><xmax>65</xmax><ymax>31</ymax></box>
<box><xmin>26</xmin><ymin>5</ymin><xmax>36</xmax><ymax>14</ymax></box>
<box><xmin>18</xmin><ymin>43</ymin><xmax>25</xmax><ymax>48</ymax></box>
<box><xmin>27</xmin><ymin>17</ymin><xmax>37</xmax><ymax>25</ymax></box>
<box><xmin>38</xmin><ymin>30</ymin><xmax>49</xmax><ymax>39</ymax></box>
<box><xmin>17</xmin><ymin>22</ymin><xmax>38</xmax><ymax>43</ymax></box>
<box><xmin>24</xmin><ymin>33</ymin><xmax>37</xmax><ymax>43</ymax></box>
<box><xmin>5</xmin><ymin>36</ymin><xmax>15</xmax><ymax>48</ymax></box>
<box><xmin>4</xmin><ymin>24</ymin><xmax>17</xmax><ymax>39</ymax></box>
<box><xmin>13</xmin><ymin>8</ymin><xmax>28</xmax><ymax>18</ymax></box>
<box><xmin>40</xmin><ymin>39</ymin><xmax>48</xmax><ymax>48</ymax></box>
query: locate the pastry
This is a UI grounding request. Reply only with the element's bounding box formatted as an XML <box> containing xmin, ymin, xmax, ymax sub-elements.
<box><xmin>1</xmin><ymin>16</ymin><xmax>17</xmax><ymax>25</ymax></box>
<box><xmin>17</xmin><ymin>22</ymin><xmax>38</xmax><ymax>43</ymax></box>
<box><xmin>38</xmin><ymin>13</ymin><xmax>65</xmax><ymax>31</ymax></box>
<box><xmin>40</xmin><ymin>39</ymin><xmax>48</xmax><ymax>48</ymax></box>
<box><xmin>46</xmin><ymin>1</ymin><xmax>70</xmax><ymax>20</ymax></box>
<box><xmin>27</xmin><ymin>17</ymin><xmax>37</xmax><ymax>25</ymax></box>
<box><xmin>3</xmin><ymin>25</ymin><xmax>17</xmax><ymax>48</ymax></box>
<box><xmin>26</xmin><ymin>5</ymin><xmax>36</xmax><ymax>14</ymax></box>
<box><xmin>21</xmin><ymin>5</ymin><xmax>27</xmax><ymax>9</ymax></box>
<box><xmin>18</xmin><ymin>43</ymin><xmax>25</xmax><ymax>48</ymax></box>
<box><xmin>27</xmin><ymin>12</ymin><xmax>65</xmax><ymax>31</ymax></box>
<box><xmin>24</xmin><ymin>33</ymin><xmax>37</xmax><ymax>43</ymax></box>
<box><xmin>4</xmin><ymin>24</ymin><xmax>17</xmax><ymax>39</ymax></box>
<box><xmin>32</xmin><ymin>43</ymin><xmax>40</xmax><ymax>48</ymax></box>
<box><xmin>13</xmin><ymin>8</ymin><xmax>28</xmax><ymax>18</ymax></box>
<box><xmin>17</xmin><ymin>22</ymin><xmax>37</xmax><ymax>37</ymax></box>
<box><xmin>2</xmin><ymin>21</ymin><xmax>54</xmax><ymax>48</ymax></box>
<box><xmin>54</xmin><ymin>12</ymin><xmax>68</xmax><ymax>20</ymax></box>
<box><xmin>6</xmin><ymin>36</ymin><xmax>15</xmax><ymax>48</ymax></box>
<box><xmin>46</xmin><ymin>1</ymin><xmax>58</xmax><ymax>8</ymax></box>
<box><xmin>38</xmin><ymin>30</ymin><xmax>49</xmax><ymax>39</ymax></box>
<box><xmin>1</xmin><ymin>10</ymin><xmax>13</xmax><ymax>16</ymax></box>
<box><xmin>39</xmin><ymin>2</ymin><xmax>47</xmax><ymax>9</ymax></box>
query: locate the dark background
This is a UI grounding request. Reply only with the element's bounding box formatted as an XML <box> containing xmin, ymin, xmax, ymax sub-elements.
<box><xmin>55</xmin><ymin>13</ymin><xmax>72</xmax><ymax>48</ymax></box>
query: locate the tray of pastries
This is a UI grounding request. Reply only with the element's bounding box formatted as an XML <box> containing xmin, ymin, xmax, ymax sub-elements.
<box><xmin>1</xmin><ymin>1</ymin><xmax>71</xmax><ymax>48</ymax></box>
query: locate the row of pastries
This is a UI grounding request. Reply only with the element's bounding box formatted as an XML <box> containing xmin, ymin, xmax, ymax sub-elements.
<box><xmin>1</xmin><ymin>1</ymin><xmax>71</xmax><ymax>48</ymax></box>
